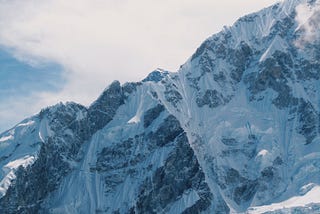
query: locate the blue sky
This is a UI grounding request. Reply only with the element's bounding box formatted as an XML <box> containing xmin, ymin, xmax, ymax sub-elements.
<box><xmin>0</xmin><ymin>48</ymin><xmax>64</xmax><ymax>97</ymax></box>
<box><xmin>0</xmin><ymin>48</ymin><xmax>64</xmax><ymax>131</ymax></box>
<box><xmin>0</xmin><ymin>0</ymin><xmax>280</xmax><ymax>133</ymax></box>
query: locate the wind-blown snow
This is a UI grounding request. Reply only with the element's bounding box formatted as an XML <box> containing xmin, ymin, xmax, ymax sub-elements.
<box><xmin>0</xmin><ymin>118</ymin><xmax>42</xmax><ymax>198</ymax></box>
<box><xmin>0</xmin><ymin>135</ymin><xmax>13</xmax><ymax>142</ymax></box>
<box><xmin>248</xmin><ymin>185</ymin><xmax>320</xmax><ymax>213</ymax></box>
<box><xmin>39</xmin><ymin>117</ymin><xmax>53</xmax><ymax>143</ymax></box>
<box><xmin>4</xmin><ymin>155</ymin><xmax>35</xmax><ymax>170</ymax></box>
<box><xmin>0</xmin><ymin>155</ymin><xmax>36</xmax><ymax>197</ymax></box>
<box><xmin>260</xmin><ymin>35</ymin><xmax>289</xmax><ymax>62</ymax></box>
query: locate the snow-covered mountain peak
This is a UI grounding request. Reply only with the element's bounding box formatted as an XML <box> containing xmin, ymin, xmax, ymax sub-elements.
<box><xmin>1</xmin><ymin>0</ymin><xmax>320</xmax><ymax>213</ymax></box>
<box><xmin>142</xmin><ymin>68</ymin><xmax>169</xmax><ymax>83</ymax></box>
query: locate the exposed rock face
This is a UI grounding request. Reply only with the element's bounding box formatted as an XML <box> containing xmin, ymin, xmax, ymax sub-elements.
<box><xmin>1</xmin><ymin>0</ymin><xmax>320</xmax><ymax>213</ymax></box>
<box><xmin>196</xmin><ymin>89</ymin><xmax>229</xmax><ymax>108</ymax></box>
<box><xmin>134</xmin><ymin>133</ymin><xmax>216</xmax><ymax>214</ymax></box>
<box><xmin>143</xmin><ymin>104</ymin><xmax>165</xmax><ymax>128</ymax></box>
<box><xmin>297</xmin><ymin>99</ymin><xmax>319</xmax><ymax>144</ymax></box>
<box><xmin>88</xmin><ymin>80</ymin><xmax>124</xmax><ymax>132</ymax></box>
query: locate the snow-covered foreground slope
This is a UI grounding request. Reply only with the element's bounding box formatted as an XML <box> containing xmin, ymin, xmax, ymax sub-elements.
<box><xmin>1</xmin><ymin>0</ymin><xmax>320</xmax><ymax>213</ymax></box>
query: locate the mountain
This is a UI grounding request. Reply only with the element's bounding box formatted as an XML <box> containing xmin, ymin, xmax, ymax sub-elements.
<box><xmin>1</xmin><ymin>0</ymin><xmax>320</xmax><ymax>213</ymax></box>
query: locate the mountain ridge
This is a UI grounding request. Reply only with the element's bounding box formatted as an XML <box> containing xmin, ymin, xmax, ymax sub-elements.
<box><xmin>1</xmin><ymin>0</ymin><xmax>320</xmax><ymax>213</ymax></box>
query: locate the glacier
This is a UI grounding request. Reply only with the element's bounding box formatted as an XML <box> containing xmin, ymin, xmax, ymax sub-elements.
<box><xmin>0</xmin><ymin>0</ymin><xmax>320</xmax><ymax>213</ymax></box>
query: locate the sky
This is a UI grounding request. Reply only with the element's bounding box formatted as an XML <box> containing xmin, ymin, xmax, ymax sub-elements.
<box><xmin>0</xmin><ymin>0</ymin><xmax>280</xmax><ymax>133</ymax></box>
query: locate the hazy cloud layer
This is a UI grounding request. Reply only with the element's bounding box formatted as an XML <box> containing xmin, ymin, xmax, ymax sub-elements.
<box><xmin>0</xmin><ymin>0</ymin><xmax>279</xmax><ymax>132</ymax></box>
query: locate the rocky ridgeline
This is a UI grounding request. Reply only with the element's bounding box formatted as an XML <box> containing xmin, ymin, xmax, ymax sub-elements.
<box><xmin>0</xmin><ymin>0</ymin><xmax>320</xmax><ymax>213</ymax></box>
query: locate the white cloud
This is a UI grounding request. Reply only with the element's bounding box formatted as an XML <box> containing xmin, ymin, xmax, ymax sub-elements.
<box><xmin>0</xmin><ymin>0</ymin><xmax>279</xmax><ymax>132</ymax></box>
<box><xmin>295</xmin><ymin>0</ymin><xmax>320</xmax><ymax>47</ymax></box>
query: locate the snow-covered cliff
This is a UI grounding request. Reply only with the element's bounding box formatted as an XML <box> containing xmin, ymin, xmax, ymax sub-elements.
<box><xmin>1</xmin><ymin>0</ymin><xmax>320</xmax><ymax>213</ymax></box>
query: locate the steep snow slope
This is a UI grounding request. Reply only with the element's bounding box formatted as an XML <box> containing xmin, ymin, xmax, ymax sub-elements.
<box><xmin>0</xmin><ymin>117</ymin><xmax>42</xmax><ymax>197</ymax></box>
<box><xmin>1</xmin><ymin>0</ymin><xmax>320</xmax><ymax>213</ymax></box>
